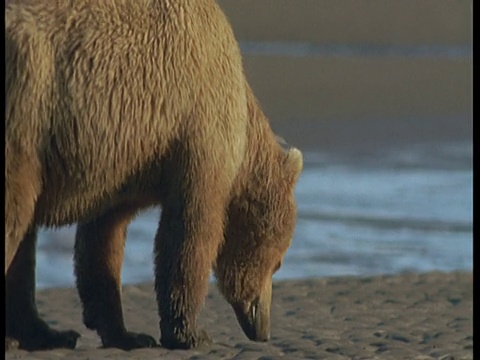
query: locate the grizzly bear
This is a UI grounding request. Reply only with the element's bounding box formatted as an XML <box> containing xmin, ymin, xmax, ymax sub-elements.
<box><xmin>5</xmin><ymin>0</ymin><xmax>303</xmax><ymax>351</ymax></box>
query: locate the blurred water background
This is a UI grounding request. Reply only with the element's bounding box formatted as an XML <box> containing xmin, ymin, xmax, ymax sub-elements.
<box><xmin>34</xmin><ymin>1</ymin><xmax>472</xmax><ymax>288</ymax></box>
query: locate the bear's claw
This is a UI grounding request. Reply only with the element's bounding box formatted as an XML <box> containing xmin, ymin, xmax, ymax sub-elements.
<box><xmin>54</xmin><ymin>330</ymin><xmax>81</xmax><ymax>349</ymax></box>
<box><xmin>101</xmin><ymin>331</ymin><xmax>157</xmax><ymax>350</ymax></box>
<box><xmin>5</xmin><ymin>337</ymin><xmax>20</xmax><ymax>351</ymax></box>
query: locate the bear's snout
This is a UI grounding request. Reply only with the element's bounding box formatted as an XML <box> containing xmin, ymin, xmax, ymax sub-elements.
<box><xmin>231</xmin><ymin>279</ymin><xmax>272</xmax><ymax>342</ymax></box>
<box><xmin>232</xmin><ymin>298</ymin><xmax>270</xmax><ymax>342</ymax></box>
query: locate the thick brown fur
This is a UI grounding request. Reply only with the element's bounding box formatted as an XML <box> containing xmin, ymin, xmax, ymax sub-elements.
<box><xmin>5</xmin><ymin>0</ymin><xmax>303</xmax><ymax>351</ymax></box>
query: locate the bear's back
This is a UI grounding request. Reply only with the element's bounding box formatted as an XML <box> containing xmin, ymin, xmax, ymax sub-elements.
<box><xmin>6</xmin><ymin>0</ymin><xmax>248</xmax><ymax>227</ymax></box>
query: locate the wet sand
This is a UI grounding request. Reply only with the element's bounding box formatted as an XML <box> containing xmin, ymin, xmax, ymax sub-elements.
<box><xmin>6</xmin><ymin>272</ymin><xmax>473</xmax><ymax>359</ymax></box>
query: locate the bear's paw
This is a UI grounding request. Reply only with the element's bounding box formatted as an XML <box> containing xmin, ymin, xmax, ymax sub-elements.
<box><xmin>6</xmin><ymin>328</ymin><xmax>80</xmax><ymax>351</ymax></box>
<box><xmin>160</xmin><ymin>328</ymin><xmax>212</xmax><ymax>350</ymax></box>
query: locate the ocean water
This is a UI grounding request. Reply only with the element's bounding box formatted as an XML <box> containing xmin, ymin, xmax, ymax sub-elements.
<box><xmin>284</xmin><ymin>141</ymin><xmax>472</xmax><ymax>280</ymax></box>
<box><xmin>35</xmin><ymin>140</ymin><xmax>472</xmax><ymax>289</ymax></box>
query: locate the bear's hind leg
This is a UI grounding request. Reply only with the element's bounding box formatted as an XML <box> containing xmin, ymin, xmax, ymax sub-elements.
<box><xmin>5</xmin><ymin>148</ymin><xmax>41</xmax><ymax>273</ymax></box>
<box><xmin>74</xmin><ymin>205</ymin><xmax>157</xmax><ymax>350</ymax></box>
<box><xmin>6</xmin><ymin>228</ymin><xmax>81</xmax><ymax>351</ymax></box>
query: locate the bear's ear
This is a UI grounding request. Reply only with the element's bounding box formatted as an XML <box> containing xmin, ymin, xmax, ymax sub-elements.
<box><xmin>283</xmin><ymin>147</ymin><xmax>303</xmax><ymax>183</ymax></box>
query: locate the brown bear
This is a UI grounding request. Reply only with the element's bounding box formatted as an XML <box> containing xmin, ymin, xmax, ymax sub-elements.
<box><xmin>5</xmin><ymin>0</ymin><xmax>303</xmax><ymax>351</ymax></box>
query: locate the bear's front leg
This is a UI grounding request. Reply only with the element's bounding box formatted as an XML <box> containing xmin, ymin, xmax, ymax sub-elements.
<box><xmin>154</xmin><ymin>197</ymin><xmax>225</xmax><ymax>349</ymax></box>
<box><xmin>6</xmin><ymin>229</ymin><xmax>81</xmax><ymax>351</ymax></box>
<box><xmin>74</xmin><ymin>207</ymin><xmax>157</xmax><ymax>350</ymax></box>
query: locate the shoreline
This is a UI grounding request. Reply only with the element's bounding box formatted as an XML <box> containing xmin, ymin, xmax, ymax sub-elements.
<box><xmin>7</xmin><ymin>271</ymin><xmax>473</xmax><ymax>359</ymax></box>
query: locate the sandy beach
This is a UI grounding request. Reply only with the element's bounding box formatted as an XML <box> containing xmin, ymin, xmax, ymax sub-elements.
<box><xmin>6</xmin><ymin>272</ymin><xmax>473</xmax><ymax>359</ymax></box>
<box><xmin>218</xmin><ymin>0</ymin><xmax>472</xmax><ymax>46</ymax></box>
<box><xmin>242</xmin><ymin>55</ymin><xmax>472</xmax><ymax>154</ymax></box>
<box><xmin>220</xmin><ymin>0</ymin><xmax>472</xmax><ymax>154</ymax></box>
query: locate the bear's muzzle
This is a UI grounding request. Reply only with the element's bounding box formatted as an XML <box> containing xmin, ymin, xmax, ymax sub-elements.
<box><xmin>232</xmin><ymin>278</ymin><xmax>272</xmax><ymax>342</ymax></box>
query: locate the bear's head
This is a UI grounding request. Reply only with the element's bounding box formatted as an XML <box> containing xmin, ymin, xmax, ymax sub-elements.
<box><xmin>215</xmin><ymin>146</ymin><xmax>303</xmax><ymax>342</ymax></box>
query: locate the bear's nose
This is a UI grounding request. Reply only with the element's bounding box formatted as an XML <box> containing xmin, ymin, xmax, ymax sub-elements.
<box><xmin>232</xmin><ymin>297</ymin><xmax>271</xmax><ymax>342</ymax></box>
